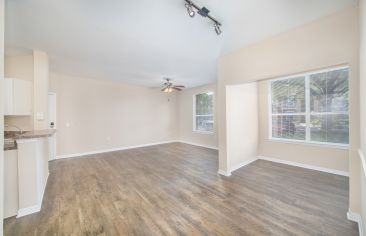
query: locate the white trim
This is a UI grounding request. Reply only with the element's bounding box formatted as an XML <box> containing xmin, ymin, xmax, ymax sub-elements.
<box><xmin>359</xmin><ymin>149</ymin><xmax>366</xmax><ymax>179</ymax></box>
<box><xmin>305</xmin><ymin>74</ymin><xmax>310</xmax><ymax>142</ymax></box>
<box><xmin>258</xmin><ymin>156</ymin><xmax>349</xmax><ymax>176</ymax></box>
<box><xmin>192</xmin><ymin>130</ymin><xmax>214</xmax><ymax>135</ymax></box>
<box><xmin>17</xmin><ymin>205</ymin><xmax>41</xmax><ymax>218</ymax></box>
<box><xmin>15</xmin><ymin>138</ymin><xmax>38</xmax><ymax>144</ymax></box>
<box><xmin>347</xmin><ymin>210</ymin><xmax>364</xmax><ymax>236</ymax></box>
<box><xmin>177</xmin><ymin>140</ymin><xmax>218</xmax><ymax>150</ymax></box>
<box><xmin>56</xmin><ymin>140</ymin><xmax>179</xmax><ymax>159</ymax></box>
<box><xmin>230</xmin><ymin>158</ymin><xmax>258</xmax><ymax>173</ymax></box>
<box><xmin>218</xmin><ymin>169</ymin><xmax>232</xmax><ymax>177</ymax></box>
<box><xmin>268</xmin><ymin>138</ymin><xmax>349</xmax><ymax>150</ymax></box>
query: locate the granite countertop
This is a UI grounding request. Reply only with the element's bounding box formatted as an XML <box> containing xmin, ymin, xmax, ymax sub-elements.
<box><xmin>4</xmin><ymin>129</ymin><xmax>56</xmax><ymax>151</ymax></box>
<box><xmin>4</xmin><ymin>142</ymin><xmax>17</xmax><ymax>151</ymax></box>
<box><xmin>16</xmin><ymin>129</ymin><xmax>56</xmax><ymax>140</ymax></box>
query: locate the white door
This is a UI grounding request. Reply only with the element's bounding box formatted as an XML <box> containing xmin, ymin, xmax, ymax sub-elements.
<box><xmin>48</xmin><ymin>92</ymin><xmax>56</xmax><ymax>160</ymax></box>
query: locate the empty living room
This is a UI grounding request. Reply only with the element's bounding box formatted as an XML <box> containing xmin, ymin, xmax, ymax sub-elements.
<box><xmin>0</xmin><ymin>0</ymin><xmax>366</xmax><ymax>235</ymax></box>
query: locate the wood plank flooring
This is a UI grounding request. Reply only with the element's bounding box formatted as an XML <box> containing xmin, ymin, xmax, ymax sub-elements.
<box><xmin>4</xmin><ymin>143</ymin><xmax>358</xmax><ymax>235</ymax></box>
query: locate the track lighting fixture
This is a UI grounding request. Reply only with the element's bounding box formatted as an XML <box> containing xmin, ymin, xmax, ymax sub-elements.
<box><xmin>184</xmin><ymin>0</ymin><xmax>222</xmax><ymax>36</ymax></box>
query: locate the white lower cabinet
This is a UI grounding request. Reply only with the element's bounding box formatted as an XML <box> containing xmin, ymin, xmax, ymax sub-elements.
<box><xmin>4</xmin><ymin>150</ymin><xmax>19</xmax><ymax>218</ymax></box>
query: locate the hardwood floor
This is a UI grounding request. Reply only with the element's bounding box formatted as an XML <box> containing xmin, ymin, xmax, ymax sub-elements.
<box><xmin>4</xmin><ymin>143</ymin><xmax>358</xmax><ymax>236</ymax></box>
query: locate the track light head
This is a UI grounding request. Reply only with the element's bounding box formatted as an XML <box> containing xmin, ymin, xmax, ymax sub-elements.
<box><xmin>185</xmin><ymin>3</ymin><xmax>195</xmax><ymax>17</ymax></box>
<box><xmin>214</xmin><ymin>23</ymin><xmax>222</xmax><ymax>35</ymax></box>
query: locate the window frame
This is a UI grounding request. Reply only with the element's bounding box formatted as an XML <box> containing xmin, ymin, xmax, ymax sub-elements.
<box><xmin>193</xmin><ymin>91</ymin><xmax>215</xmax><ymax>134</ymax></box>
<box><xmin>268</xmin><ymin>65</ymin><xmax>350</xmax><ymax>149</ymax></box>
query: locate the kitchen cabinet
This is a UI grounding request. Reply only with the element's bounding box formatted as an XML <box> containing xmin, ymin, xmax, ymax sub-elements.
<box><xmin>4</xmin><ymin>149</ymin><xmax>18</xmax><ymax>218</ymax></box>
<box><xmin>4</xmin><ymin>78</ymin><xmax>33</xmax><ymax>116</ymax></box>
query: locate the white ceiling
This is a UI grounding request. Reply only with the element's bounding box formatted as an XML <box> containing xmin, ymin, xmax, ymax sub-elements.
<box><xmin>5</xmin><ymin>0</ymin><xmax>355</xmax><ymax>87</ymax></box>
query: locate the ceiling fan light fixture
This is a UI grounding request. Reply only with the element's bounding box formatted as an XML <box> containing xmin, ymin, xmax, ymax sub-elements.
<box><xmin>161</xmin><ymin>78</ymin><xmax>185</xmax><ymax>93</ymax></box>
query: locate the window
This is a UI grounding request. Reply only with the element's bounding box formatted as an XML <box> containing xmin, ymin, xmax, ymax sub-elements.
<box><xmin>269</xmin><ymin>67</ymin><xmax>349</xmax><ymax>146</ymax></box>
<box><xmin>194</xmin><ymin>92</ymin><xmax>214</xmax><ymax>133</ymax></box>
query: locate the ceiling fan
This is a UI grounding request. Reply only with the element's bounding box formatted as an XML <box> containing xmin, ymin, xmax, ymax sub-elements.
<box><xmin>161</xmin><ymin>78</ymin><xmax>185</xmax><ymax>93</ymax></box>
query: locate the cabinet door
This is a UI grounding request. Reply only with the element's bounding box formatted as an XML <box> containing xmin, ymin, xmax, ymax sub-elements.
<box><xmin>4</xmin><ymin>150</ymin><xmax>19</xmax><ymax>218</ymax></box>
<box><xmin>4</xmin><ymin>78</ymin><xmax>14</xmax><ymax>115</ymax></box>
<box><xmin>13</xmin><ymin>79</ymin><xmax>32</xmax><ymax>115</ymax></box>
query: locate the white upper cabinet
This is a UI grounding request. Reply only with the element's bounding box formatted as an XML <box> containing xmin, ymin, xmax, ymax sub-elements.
<box><xmin>4</xmin><ymin>78</ymin><xmax>33</xmax><ymax>116</ymax></box>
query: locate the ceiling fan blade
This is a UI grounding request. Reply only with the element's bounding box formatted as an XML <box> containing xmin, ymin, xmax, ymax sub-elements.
<box><xmin>173</xmin><ymin>85</ymin><xmax>185</xmax><ymax>88</ymax></box>
<box><xmin>173</xmin><ymin>87</ymin><xmax>182</xmax><ymax>91</ymax></box>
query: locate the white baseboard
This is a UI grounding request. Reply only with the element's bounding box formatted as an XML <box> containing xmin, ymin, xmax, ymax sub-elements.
<box><xmin>230</xmin><ymin>158</ymin><xmax>258</xmax><ymax>173</ymax></box>
<box><xmin>258</xmin><ymin>156</ymin><xmax>349</xmax><ymax>177</ymax></box>
<box><xmin>17</xmin><ymin>205</ymin><xmax>41</xmax><ymax>218</ymax></box>
<box><xmin>56</xmin><ymin>140</ymin><xmax>178</xmax><ymax>159</ymax></box>
<box><xmin>177</xmin><ymin>140</ymin><xmax>218</xmax><ymax>150</ymax></box>
<box><xmin>347</xmin><ymin>210</ymin><xmax>364</xmax><ymax>236</ymax></box>
<box><xmin>218</xmin><ymin>169</ymin><xmax>232</xmax><ymax>177</ymax></box>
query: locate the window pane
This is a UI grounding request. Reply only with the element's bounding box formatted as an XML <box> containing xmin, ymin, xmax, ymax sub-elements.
<box><xmin>271</xmin><ymin>77</ymin><xmax>305</xmax><ymax>114</ymax></box>
<box><xmin>196</xmin><ymin>93</ymin><xmax>213</xmax><ymax>115</ymax></box>
<box><xmin>272</xmin><ymin>115</ymin><xmax>306</xmax><ymax>140</ymax></box>
<box><xmin>310</xmin><ymin>72</ymin><xmax>327</xmax><ymax>112</ymax></box>
<box><xmin>326</xmin><ymin>69</ymin><xmax>349</xmax><ymax>112</ymax></box>
<box><xmin>196</xmin><ymin>116</ymin><xmax>214</xmax><ymax>132</ymax></box>
<box><xmin>310</xmin><ymin>114</ymin><xmax>349</xmax><ymax>144</ymax></box>
<box><xmin>310</xmin><ymin>68</ymin><xmax>349</xmax><ymax>112</ymax></box>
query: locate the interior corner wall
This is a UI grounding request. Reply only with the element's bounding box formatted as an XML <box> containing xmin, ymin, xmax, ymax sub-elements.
<box><xmin>226</xmin><ymin>82</ymin><xmax>258</xmax><ymax>172</ymax></box>
<box><xmin>359</xmin><ymin>0</ymin><xmax>366</xmax><ymax>232</ymax></box>
<box><xmin>33</xmin><ymin>50</ymin><xmax>49</xmax><ymax>130</ymax></box>
<box><xmin>0</xmin><ymin>0</ymin><xmax>4</xmax><ymax>234</ymax></box>
<box><xmin>50</xmin><ymin>73</ymin><xmax>178</xmax><ymax>157</ymax></box>
<box><xmin>177</xmin><ymin>83</ymin><xmax>218</xmax><ymax>149</ymax></box>
<box><xmin>218</xmin><ymin>6</ymin><xmax>360</xmax><ymax>211</ymax></box>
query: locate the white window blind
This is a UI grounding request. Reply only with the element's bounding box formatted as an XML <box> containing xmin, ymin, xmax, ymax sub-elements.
<box><xmin>194</xmin><ymin>92</ymin><xmax>214</xmax><ymax>132</ymax></box>
<box><xmin>269</xmin><ymin>67</ymin><xmax>349</xmax><ymax>146</ymax></box>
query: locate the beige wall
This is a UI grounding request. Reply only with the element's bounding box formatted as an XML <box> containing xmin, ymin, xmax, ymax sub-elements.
<box><xmin>33</xmin><ymin>51</ymin><xmax>49</xmax><ymax>130</ymax></box>
<box><xmin>226</xmin><ymin>82</ymin><xmax>258</xmax><ymax>173</ymax></box>
<box><xmin>0</xmin><ymin>0</ymin><xmax>4</xmax><ymax>233</ymax></box>
<box><xmin>50</xmin><ymin>73</ymin><xmax>178</xmax><ymax>156</ymax></box>
<box><xmin>360</xmin><ymin>0</ymin><xmax>366</xmax><ymax>233</ymax></box>
<box><xmin>4</xmin><ymin>54</ymin><xmax>34</xmax><ymax>131</ymax></box>
<box><xmin>219</xmin><ymin>6</ymin><xmax>360</xmax><ymax>211</ymax></box>
<box><xmin>177</xmin><ymin>83</ymin><xmax>218</xmax><ymax>148</ymax></box>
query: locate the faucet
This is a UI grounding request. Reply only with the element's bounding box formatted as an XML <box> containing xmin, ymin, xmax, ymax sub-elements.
<box><xmin>5</xmin><ymin>124</ymin><xmax>23</xmax><ymax>134</ymax></box>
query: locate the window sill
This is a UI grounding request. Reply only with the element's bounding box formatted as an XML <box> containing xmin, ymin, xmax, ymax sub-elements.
<box><xmin>267</xmin><ymin>138</ymin><xmax>349</xmax><ymax>150</ymax></box>
<box><xmin>193</xmin><ymin>130</ymin><xmax>214</xmax><ymax>135</ymax></box>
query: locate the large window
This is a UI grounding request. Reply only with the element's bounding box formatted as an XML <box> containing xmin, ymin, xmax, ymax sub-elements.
<box><xmin>194</xmin><ymin>92</ymin><xmax>214</xmax><ymax>133</ymax></box>
<box><xmin>269</xmin><ymin>67</ymin><xmax>349</xmax><ymax>146</ymax></box>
